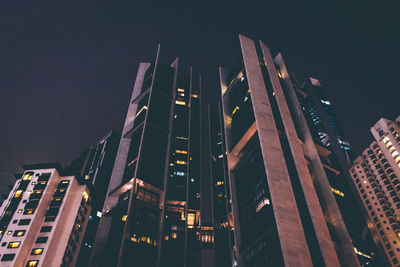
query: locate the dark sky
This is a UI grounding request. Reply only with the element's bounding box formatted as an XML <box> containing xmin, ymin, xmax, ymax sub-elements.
<box><xmin>1</xmin><ymin>1</ymin><xmax>399</xmax><ymax>195</ymax></box>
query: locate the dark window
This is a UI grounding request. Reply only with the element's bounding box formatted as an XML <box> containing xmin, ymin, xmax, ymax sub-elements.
<box><xmin>18</xmin><ymin>219</ymin><xmax>31</xmax><ymax>225</ymax></box>
<box><xmin>35</xmin><ymin>237</ymin><xmax>48</xmax><ymax>244</ymax></box>
<box><xmin>40</xmin><ymin>226</ymin><xmax>52</xmax><ymax>233</ymax></box>
<box><xmin>12</xmin><ymin>220</ymin><xmax>17</xmax><ymax>224</ymax></box>
<box><xmin>1</xmin><ymin>242</ymin><xmax>6</xmax><ymax>247</ymax></box>
<box><xmin>1</xmin><ymin>254</ymin><xmax>15</xmax><ymax>261</ymax></box>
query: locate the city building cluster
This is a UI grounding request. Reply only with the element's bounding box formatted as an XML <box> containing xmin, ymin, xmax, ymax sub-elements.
<box><xmin>0</xmin><ymin>35</ymin><xmax>398</xmax><ymax>267</ymax></box>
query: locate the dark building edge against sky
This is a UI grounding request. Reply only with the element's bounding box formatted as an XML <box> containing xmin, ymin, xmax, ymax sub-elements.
<box><xmin>1</xmin><ymin>1</ymin><xmax>399</xmax><ymax>194</ymax></box>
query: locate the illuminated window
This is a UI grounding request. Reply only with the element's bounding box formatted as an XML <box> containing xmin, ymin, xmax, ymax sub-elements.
<box><xmin>331</xmin><ymin>188</ymin><xmax>345</xmax><ymax>197</ymax></box>
<box><xmin>23</xmin><ymin>172</ymin><xmax>33</xmax><ymax>180</ymax></box>
<box><xmin>191</xmin><ymin>94</ymin><xmax>199</xmax><ymax>98</ymax></box>
<box><xmin>13</xmin><ymin>230</ymin><xmax>26</xmax><ymax>237</ymax></box>
<box><xmin>216</xmin><ymin>181</ymin><xmax>224</xmax><ymax>186</ymax></box>
<box><xmin>164</xmin><ymin>236</ymin><xmax>169</xmax><ymax>240</ymax></box>
<box><xmin>26</xmin><ymin>260</ymin><xmax>39</xmax><ymax>267</ymax></box>
<box><xmin>17</xmin><ymin>209</ymin><xmax>23</xmax><ymax>213</ymax></box>
<box><xmin>175</xmin><ymin>150</ymin><xmax>187</xmax><ymax>154</ymax></box>
<box><xmin>178</xmin><ymin>93</ymin><xmax>185</xmax><ymax>97</ymax></box>
<box><xmin>187</xmin><ymin>213</ymin><xmax>195</xmax><ymax>228</ymax></box>
<box><xmin>176</xmin><ymin>160</ymin><xmax>187</xmax><ymax>165</ymax></box>
<box><xmin>7</xmin><ymin>231</ymin><xmax>12</xmax><ymax>235</ymax></box>
<box><xmin>83</xmin><ymin>191</ymin><xmax>89</xmax><ymax>201</ymax></box>
<box><xmin>256</xmin><ymin>198</ymin><xmax>270</xmax><ymax>212</ymax></box>
<box><xmin>14</xmin><ymin>190</ymin><xmax>23</xmax><ymax>198</ymax></box>
<box><xmin>7</xmin><ymin>241</ymin><xmax>20</xmax><ymax>248</ymax></box>
<box><xmin>121</xmin><ymin>215</ymin><xmax>127</xmax><ymax>221</ymax></box>
<box><xmin>383</xmin><ymin>136</ymin><xmax>390</xmax><ymax>143</ymax></box>
<box><xmin>175</xmin><ymin>100</ymin><xmax>186</xmax><ymax>106</ymax></box>
<box><xmin>177</xmin><ymin>88</ymin><xmax>185</xmax><ymax>92</ymax></box>
<box><xmin>231</xmin><ymin>106</ymin><xmax>239</xmax><ymax>116</ymax></box>
<box><xmin>172</xmin><ymin>233</ymin><xmax>177</xmax><ymax>239</ymax></box>
<box><xmin>31</xmin><ymin>248</ymin><xmax>43</xmax><ymax>255</ymax></box>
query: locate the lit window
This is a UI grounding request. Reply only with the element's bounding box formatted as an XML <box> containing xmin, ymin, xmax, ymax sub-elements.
<box><xmin>177</xmin><ymin>88</ymin><xmax>185</xmax><ymax>92</ymax></box>
<box><xmin>231</xmin><ymin>106</ymin><xmax>239</xmax><ymax>116</ymax></box>
<box><xmin>13</xmin><ymin>230</ymin><xmax>26</xmax><ymax>237</ymax></box>
<box><xmin>178</xmin><ymin>93</ymin><xmax>185</xmax><ymax>97</ymax></box>
<box><xmin>256</xmin><ymin>198</ymin><xmax>270</xmax><ymax>212</ymax></box>
<box><xmin>191</xmin><ymin>94</ymin><xmax>199</xmax><ymax>98</ymax></box>
<box><xmin>83</xmin><ymin>191</ymin><xmax>89</xmax><ymax>201</ymax></box>
<box><xmin>176</xmin><ymin>160</ymin><xmax>187</xmax><ymax>165</ymax></box>
<box><xmin>31</xmin><ymin>248</ymin><xmax>43</xmax><ymax>255</ymax></box>
<box><xmin>175</xmin><ymin>100</ymin><xmax>186</xmax><ymax>106</ymax></box>
<box><xmin>121</xmin><ymin>215</ymin><xmax>127</xmax><ymax>221</ymax></box>
<box><xmin>216</xmin><ymin>181</ymin><xmax>224</xmax><ymax>186</ymax></box>
<box><xmin>383</xmin><ymin>136</ymin><xmax>390</xmax><ymax>143</ymax></box>
<box><xmin>14</xmin><ymin>190</ymin><xmax>23</xmax><ymax>198</ymax></box>
<box><xmin>172</xmin><ymin>233</ymin><xmax>177</xmax><ymax>239</ymax></box>
<box><xmin>175</xmin><ymin>150</ymin><xmax>187</xmax><ymax>154</ymax></box>
<box><xmin>61</xmin><ymin>180</ymin><xmax>69</xmax><ymax>184</ymax></box>
<box><xmin>17</xmin><ymin>209</ymin><xmax>23</xmax><ymax>213</ymax></box>
<box><xmin>23</xmin><ymin>173</ymin><xmax>33</xmax><ymax>180</ymax></box>
<box><xmin>7</xmin><ymin>231</ymin><xmax>12</xmax><ymax>235</ymax></box>
<box><xmin>8</xmin><ymin>241</ymin><xmax>20</xmax><ymax>248</ymax></box>
<box><xmin>331</xmin><ymin>188</ymin><xmax>345</xmax><ymax>197</ymax></box>
<box><xmin>164</xmin><ymin>236</ymin><xmax>169</xmax><ymax>240</ymax></box>
<box><xmin>26</xmin><ymin>260</ymin><xmax>39</xmax><ymax>267</ymax></box>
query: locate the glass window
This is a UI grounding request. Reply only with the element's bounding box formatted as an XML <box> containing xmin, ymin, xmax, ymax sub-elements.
<box><xmin>13</xmin><ymin>230</ymin><xmax>26</xmax><ymax>237</ymax></box>
<box><xmin>35</xmin><ymin>237</ymin><xmax>48</xmax><ymax>244</ymax></box>
<box><xmin>31</xmin><ymin>248</ymin><xmax>43</xmax><ymax>255</ymax></box>
<box><xmin>1</xmin><ymin>254</ymin><xmax>15</xmax><ymax>261</ymax></box>
<box><xmin>7</xmin><ymin>241</ymin><xmax>20</xmax><ymax>248</ymax></box>
<box><xmin>40</xmin><ymin>226</ymin><xmax>52</xmax><ymax>233</ymax></box>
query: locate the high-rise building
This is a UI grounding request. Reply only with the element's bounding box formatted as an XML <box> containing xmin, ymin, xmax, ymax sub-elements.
<box><xmin>89</xmin><ymin>46</ymin><xmax>215</xmax><ymax>267</ymax></box>
<box><xmin>207</xmin><ymin>104</ymin><xmax>235</xmax><ymax>267</ymax></box>
<box><xmin>64</xmin><ymin>130</ymin><xmax>120</xmax><ymax>266</ymax></box>
<box><xmin>0</xmin><ymin>164</ymin><xmax>91</xmax><ymax>267</ymax></box>
<box><xmin>218</xmin><ymin>34</ymin><xmax>360</xmax><ymax>266</ymax></box>
<box><xmin>350</xmin><ymin>116</ymin><xmax>400</xmax><ymax>266</ymax></box>
<box><xmin>289</xmin><ymin>75</ymin><xmax>380</xmax><ymax>265</ymax></box>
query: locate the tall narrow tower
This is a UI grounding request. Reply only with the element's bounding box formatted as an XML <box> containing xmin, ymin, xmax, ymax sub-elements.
<box><xmin>218</xmin><ymin>34</ymin><xmax>359</xmax><ymax>266</ymax></box>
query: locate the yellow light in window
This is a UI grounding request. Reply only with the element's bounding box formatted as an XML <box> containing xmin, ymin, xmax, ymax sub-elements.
<box><xmin>7</xmin><ymin>231</ymin><xmax>12</xmax><ymax>235</ymax></box>
<box><xmin>59</xmin><ymin>189</ymin><xmax>65</xmax><ymax>192</ymax></box>
<box><xmin>176</xmin><ymin>160</ymin><xmax>187</xmax><ymax>165</ymax></box>
<box><xmin>23</xmin><ymin>173</ymin><xmax>32</xmax><ymax>180</ymax></box>
<box><xmin>175</xmin><ymin>150</ymin><xmax>187</xmax><ymax>154</ymax></box>
<box><xmin>16</xmin><ymin>231</ymin><xmax>25</xmax><ymax>236</ymax></box>
<box><xmin>62</xmin><ymin>180</ymin><xmax>69</xmax><ymax>184</ymax></box>
<box><xmin>26</xmin><ymin>209</ymin><xmax>34</xmax><ymax>214</ymax></box>
<box><xmin>383</xmin><ymin>136</ymin><xmax>390</xmax><ymax>143</ymax></box>
<box><xmin>83</xmin><ymin>191</ymin><xmax>89</xmax><ymax>201</ymax></box>
<box><xmin>331</xmin><ymin>187</ymin><xmax>345</xmax><ymax>197</ymax></box>
<box><xmin>172</xmin><ymin>232</ymin><xmax>177</xmax><ymax>239</ymax></box>
<box><xmin>32</xmin><ymin>248</ymin><xmax>43</xmax><ymax>255</ymax></box>
<box><xmin>191</xmin><ymin>94</ymin><xmax>199</xmax><ymax>98</ymax></box>
<box><xmin>231</xmin><ymin>106</ymin><xmax>239</xmax><ymax>116</ymax></box>
<box><xmin>14</xmin><ymin>190</ymin><xmax>23</xmax><ymax>198</ymax></box>
<box><xmin>130</xmin><ymin>236</ymin><xmax>138</xmax><ymax>243</ymax></box>
<box><xmin>164</xmin><ymin>236</ymin><xmax>169</xmax><ymax>240</ymax></box>
<box><xmin>178</xmin><ymin>93</ymin><xmax>185</xmax><ymax>97</ymax></box>
<box><xmin>27</xmin><ymin>260</ymin><xmax>39</xmax><ymax>267</ymax></box>
<box><xmin>9</xmin><ymin>241</ymin><xmax>20</xmax><ymax>248</ymax></box>
<box><xmin>175</xmin><ymin>100</ymin><xmax>186</xmax><ymax>106</ymax></box>
<box><xmin>122</xmin><ymin>215</ymin><xmax>127</xmax><ymax>221</ymax></box>
<box><xmin>177</xmin><ymin>88</ymin><xmax>185</xmax><ymax>92</ymax></box>
<box><xmin>17</xmin><ymin>209</ymin><xmax>23</xmax><ymax>213</ymax></box>
<box><xmin>216</xmin><ymin>181</ymin><xmax>224</xmax><ymax>186</ymax></box>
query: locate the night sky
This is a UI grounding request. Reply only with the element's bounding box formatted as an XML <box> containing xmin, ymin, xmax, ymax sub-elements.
<box><xmin>1</xmin><ymin>1</ymin><xmax>399</xmax><ymax>196</ymax></box>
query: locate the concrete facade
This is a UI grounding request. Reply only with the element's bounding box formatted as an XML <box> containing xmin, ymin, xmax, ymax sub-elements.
<box><xmin>0</xmin><ymin>166</ymin><xmax>90</xmax><ymax>267</ymax></box>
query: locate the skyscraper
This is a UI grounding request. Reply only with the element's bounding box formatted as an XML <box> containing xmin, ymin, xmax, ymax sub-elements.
<box><xmin>89</xmin><ymin>46</ymin><xmax>212</xmax><ymax>267</ymax></box>
<box><xmin>288</xmin><ymin>75</ymin><xmax>380</xmax><ymax>265</ymax></box>
<box><xmin>350</xmin><ymin>116</ymin><xmax>400</xmax><ymax>266</ymax></box>
<box><xmin>0</xmin><ymin>164</ymin><xmax>91</xmax><ymax>267</ymax></box>
<box><xmin>218</xmin><ymin>34</ymin><xmax>359</xmax><ymax>266</ymax></box>
<box><xmin>64</xmin><ymin>130</ymin><xmax>120</xmax><ymax>266</ymax></box>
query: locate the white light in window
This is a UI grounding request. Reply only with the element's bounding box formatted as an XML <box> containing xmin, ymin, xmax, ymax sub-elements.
<box><xmin>97</xmin><ymin>211</ymin><xmax>102</xmax><ymax>218</ymax></box>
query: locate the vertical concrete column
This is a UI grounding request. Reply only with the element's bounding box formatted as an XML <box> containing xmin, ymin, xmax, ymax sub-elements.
<box><xmin>89</xmin><ymin>62</ymin><xmax>151</xmax><ymax>267</ymax></box>
<box><xmin>239</xmin><ymin>34</ymin><xmax>312</xmax><ymax>267</ymax></box>
<box><xmin>274</xmin><ymin>53</ymin><xmax>359</xmax><ymax>267</ymax></box>
<box><xmin>219</xmin><ymin>67</ymin><xmax>242</xmax><ymax>266</ymax></box>
<box><xmin>263</xmin><ymin>46</ymin><xmax>340</xmax><ymax>266</ymax></box>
